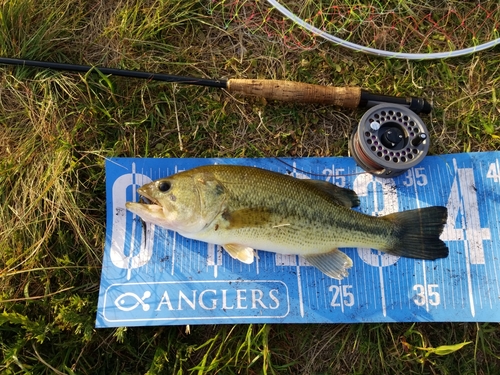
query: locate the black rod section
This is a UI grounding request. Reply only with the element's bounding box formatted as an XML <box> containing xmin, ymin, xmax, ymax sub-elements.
<box><xmin>359</xmin><ymin>90</ymin><xmax>432</xmax><ymax>114</ymax></box>
<box><xmin>0</xmin><ymin>57</ymin><xmax>228</xmax><ymax>88</ymax></box>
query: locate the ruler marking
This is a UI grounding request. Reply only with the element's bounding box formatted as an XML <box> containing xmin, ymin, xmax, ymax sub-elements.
<box><xmin>481</xmin><ymin>163</ymin><xmax>494</xmax><ymax>308</ymax></box>
<box><xmin>207</xmin><ymin>244</ymin><xmax>215</xmax><ymax>267</ymax></box>
<box><xmin>482</xmin><ymin>161</ymin><xmax>493</xmax><ymax>310</ymax></box>
<box><xmin>374</xmin><ymin>179</ymin><xmax>388</xmax><ymax>315</ymax></box>
<box><xmin>188</xmin><ymin>240</ymin><xmax>192</xmax><ymax>275</ymax></box>
<box><xmin>454</xmin><ymin>159</ymin><xmax>476</xmax><ymax>317</ymax></box>
<box><xmin>479</xmin><ymin>162</ymin><xmax>493</xmax><ymax>309</ymax></box>
<box><xmin>464</xmin><ymin>240</ymin><xmax>476</xmax><ymax>317</ymax></box>
<box><xmin>363</xmin><ymin>261</ymin><xmax>369</xmax><ymax>311</ymax></box>
<box><xmin>494</xmin><ymin>201</ymin><xmax>500</xmax><ymax>305</ymax></box>
<box><xmin>296</xmin><ymin>261</ymin><xmax>304</xmax><ymax>318</ymax></box>
<box><xmin>430</xmin><ymin>165</ymin><xmax>443</xmax><ymax>310</ymax></box>
<box><xmin>305</xmin><ymin>267</ymin><xmax>312</xmax><ymax>311</ymax></box>
<box><xmin>378</xmin><ymin>266</ymin><xmax>386</xmax><ymax>316</ymax></box>
<box><xmin>438</xmin><ymin>164</ymin><xmax>449</xmax><ymax>310</ymax></box>
<box><xmin>171</xmin><ymin>232</ymin><xmax>176</xmax><ymax>276</ymax></box>
<box><xmin>435</xmin><ymin>165</ymin><xmax>448</xmax><ymax>310</ymax></box>
<box><xmin>497</xmin><ymin>158</ymin><xmax>500</xmax><ymax>183</ymax></box>
<box><xmin>314</xmin><ymin>272</ymin><xmax>321</xmax><ymax>312</ymax></box>
<box><xmin>460</xmin><ymin>168</ymin><xmax>487</xmax><ymax>264</ymax></box>
<box><xmin>489</xmin><ymin>161</ymin><xmax>500</xmax><ymax>305</ymax></box>
<box><xmin>441</xmin><ymin>164</ymin><xmax>451</xmax><ymax>310</ymax></box>
<box><xmin>410</xmin><ymin>167</ymin><xmax>431</xmax><ymax>313</ymax></box>
<box><xmin>466</xmin><ymin>167</ymin><xmax>483</xmax><ymax>310</ymax></box>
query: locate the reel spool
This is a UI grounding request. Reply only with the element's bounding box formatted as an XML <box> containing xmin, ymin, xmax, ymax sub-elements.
<box><xmin>349</xmin><ymin>104</ymin><xmax>429</xmax><ymax>178</ymax></box>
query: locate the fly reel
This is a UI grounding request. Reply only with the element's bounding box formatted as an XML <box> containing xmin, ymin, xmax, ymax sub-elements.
<box><xmin>349</xmin><ymin>104</ymin><xmax>429</xmax><ymax>178</ymax></box>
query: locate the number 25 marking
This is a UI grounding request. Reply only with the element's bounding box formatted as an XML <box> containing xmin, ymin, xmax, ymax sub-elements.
<box><xmin>329</xmin><ymin>285</ymin><xmax>354</xmax><ymax>307</ymax></box>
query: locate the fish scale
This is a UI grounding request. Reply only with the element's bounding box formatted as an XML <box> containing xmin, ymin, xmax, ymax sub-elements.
<box><xmin>205</xmin><ymin>166</ymin><xmax>391</xmax><ymax>251</ymax></box>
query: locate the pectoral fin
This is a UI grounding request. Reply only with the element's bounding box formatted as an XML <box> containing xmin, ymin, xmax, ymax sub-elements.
<box><xmin>223</xmin><ymin>243</ymin><xmax>255</xmax><ymax>264</ymax></box>
<box><xmin>303</xmin><ymin>249</ymin><xmax>353</xmax><ymax>280</ymax></box>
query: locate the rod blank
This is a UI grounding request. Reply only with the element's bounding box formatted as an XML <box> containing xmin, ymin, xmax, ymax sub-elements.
<box><xmin>0</xmin><ymin>57</ymin><xmax>227</xmax><ymax>88</ymax></box>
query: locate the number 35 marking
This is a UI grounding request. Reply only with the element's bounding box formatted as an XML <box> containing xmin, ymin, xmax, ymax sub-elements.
<box><xmin>413</xmin><ymin>284</ymin><xmax>440</xmax><ymax>306</ymax></box>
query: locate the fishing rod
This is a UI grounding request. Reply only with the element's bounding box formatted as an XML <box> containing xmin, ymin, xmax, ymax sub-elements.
<box><xmin>0</xmin><ymin>57</ymin><xmax>431</xmax><ymax>114</ymax></box>
<box><xmin>0</xmin><ymin>57</ymin><xmax>432</xmax><ymax>177</ymax></box>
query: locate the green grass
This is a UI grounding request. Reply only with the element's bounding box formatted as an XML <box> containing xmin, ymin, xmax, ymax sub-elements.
<box><xmin>1</xmin><ymin>0</ymin><xmax>500</xmax><ymax>374</ymax></box>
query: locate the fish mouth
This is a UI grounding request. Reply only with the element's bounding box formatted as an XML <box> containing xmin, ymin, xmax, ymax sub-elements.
<box><xmin>137</xmin><ymin>187</ymin><xmax>161</xmax><ymax>207</ymax></box>
<box><xmin>139</xmin><ymin>196</ymin><xmax>158</xmax><ymax>205</ymax></box>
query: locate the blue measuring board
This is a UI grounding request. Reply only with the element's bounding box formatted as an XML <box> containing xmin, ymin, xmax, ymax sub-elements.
<box><xmin>96</xmin><ymin>152</ymin><xmax>500</xmax><ymax>327</ymax></box>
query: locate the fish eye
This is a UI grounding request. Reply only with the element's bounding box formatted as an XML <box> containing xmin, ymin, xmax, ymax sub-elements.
<box><xmin>158</xmin><ymin>181</ymin><xmax>171</xmax><ymax>192</ymax></box>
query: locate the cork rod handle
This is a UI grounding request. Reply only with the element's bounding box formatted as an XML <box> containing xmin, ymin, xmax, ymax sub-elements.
<box><xmin>227</xmin><ymin>79</ymin><xmax>362</xmax><ymax>108</ymax></box>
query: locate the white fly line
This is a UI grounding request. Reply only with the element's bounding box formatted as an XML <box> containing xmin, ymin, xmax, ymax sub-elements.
<box><xmin>267</xmin><ymin>0</ymin><xmax>500</xmax><ymax>60</ymax></box>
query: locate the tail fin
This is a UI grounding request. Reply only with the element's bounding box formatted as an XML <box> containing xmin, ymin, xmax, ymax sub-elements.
<box><xmin>382</xmin><ymin>206</ymin><xmax>448</xmax><ymax>260</ymax></box>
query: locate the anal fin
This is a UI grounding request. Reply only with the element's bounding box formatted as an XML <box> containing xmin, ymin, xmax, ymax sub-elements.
<box><xmin>223</xmin><ymin>243</ymin><xmax>255</xmax><ymax>264</ymax></box>
<box><xmin>303</xmin><ymin>249</ymin><xmax>353</xmax><ymax>280</ymax></box>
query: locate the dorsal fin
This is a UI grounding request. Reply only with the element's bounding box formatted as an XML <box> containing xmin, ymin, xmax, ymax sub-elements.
<box><xmin>302</xmin><ymin>179</ymin><xmax>360</xmax><ymax>208</ymax></box>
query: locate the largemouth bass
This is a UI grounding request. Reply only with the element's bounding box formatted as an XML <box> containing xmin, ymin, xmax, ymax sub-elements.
<box><xmin>125</xmin><ymin>165</ymin><xmax>448</xmax><ymax>279</ymax></box>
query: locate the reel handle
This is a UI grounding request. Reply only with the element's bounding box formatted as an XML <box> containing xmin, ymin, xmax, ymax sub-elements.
<box><xmin>227</xmin><ymin>79</ymin><xmax>362</xmax><ymax>109</ymax></box>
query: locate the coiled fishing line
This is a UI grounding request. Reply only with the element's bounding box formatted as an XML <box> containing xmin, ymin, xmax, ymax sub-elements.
<box><xmin>266</xmin><ymin>0</ymin><xmax>500</xmax><ymax>59</ymax></box>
